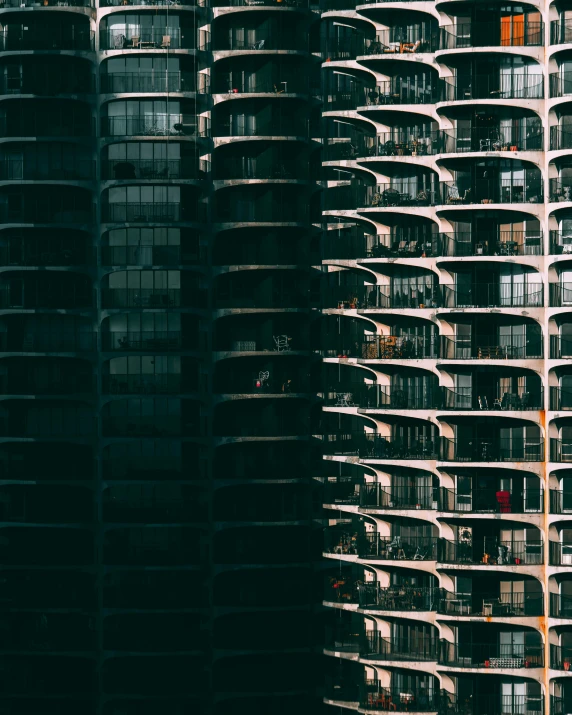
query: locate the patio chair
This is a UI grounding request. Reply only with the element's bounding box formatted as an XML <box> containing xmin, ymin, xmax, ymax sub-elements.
<box><xmin>160</xmin><ymin>35</ymin><xmax>171</xmax><ymax>48</ymax></box>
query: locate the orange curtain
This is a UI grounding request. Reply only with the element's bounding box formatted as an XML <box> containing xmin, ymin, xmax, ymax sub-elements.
<box><xmin>500</xmin><ymin>16</ymin><xmax>512</xmax><ymax>45</ymax></box>
<box><xmin>512</xmin><ymin>14</ymin><xmax>525</xmax><ymax>45</ymax></box>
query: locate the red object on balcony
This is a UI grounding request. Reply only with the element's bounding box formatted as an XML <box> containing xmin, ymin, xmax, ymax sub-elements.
<box><xmin>496</xmin><ymin>490</ymin><xmax>511</xmax><ymax>513</ymax></box>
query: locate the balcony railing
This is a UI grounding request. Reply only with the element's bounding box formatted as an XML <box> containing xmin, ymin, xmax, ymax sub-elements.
<box><xmin>441</xmin><ymin>438</ymin><xmax>544</xmax><ymax>462</ymax></box>
<box><xmin>0</xmin><ymin>28</ymin><xmax>95</xmax><ymax>52</ymax></box>
<box><xmin>362</xmin><ymin>632</ymin><xmax>438</xmax><ymax>660</ymax></box>
<box><xmin>550</xmin><ymin>489</ymin><xmax>572</xmax><ymax>514</ymax></box>
<box><xmin>101</xmin><ymin>159</ymin><xmax>208</xmax><ymax>181</ymax></box>
<box><xmin>549</xmin><ymin>283</ymin><xmax>572</xmax><ymax>306</ymax></box>
<box><xmin>0</xmin><ymin>332</ymin><xmax>95</xmax><ymax>353</ymax></box>
<box><xmin>101</xmin><ymin>288</ymin><xmax>191</xmax><ymax>309</ymax></box>
<box><xmin>362</xmin><ymin>31</ymin><xmax>439</xmax><ymax>55</ymax></box>
<box><xmin>551</xmin><ymin>19</ymin><xmax>572</xmax><ymax>44</ymax></box>
<box><xmin>443</xmin><ymin>74</ymin><xmax>544</xmax><ymax>101</ymax></box>
<box><xmin>360</xmin><ymin>534</ymin><xmax>439</xmax><ymax>561</ymax></box>
<box><xmin>101</xmin><ymin>114</ymin><xmax>203</xmax><ymax>138</ymax></box>
<box><xmin>441</xmin><ymin>128</ymin><xmax>543</xmax><ymax>153</ymax></box>
<box><xmin>359</xmin><ymin>584</ymin><xmax>438</xmax><ymax>610</ymax></box>
<box><xmin>550</xmin><ymin>178</ymin><xmax>572</xmax><ymax>202</ymax></box>
<box><xmin>102</xmin><ymin>331</ymin><xmax>185</xmax><ymax>351</ymax></box>
<box><xmin>441</xmin><ymin>231</ymin><xmax>543</xmax><ymax>256</ymax></box>
<box><xmin>100</xmin><ymin>72</ymin><xmax>203</xmax><ymax>94</ymax></box>
<box><xmin>440</xmin><ymin>178</ymin><xmax>543</xmax><ymax>204</ymax></box>
<box><xmin>549</xmin><ymin>593</ymin><xmax>572</xmax><ymax>618</ymax></box>
<box><xmin>215</xmin><ymin>32</ymin><xmax>307</xmax><ymax>51</ymax></box>
<box><xmin>325</xmin><ymin>284</ymin><xmax>439</xmax><ymax>310</ymax></box>
<box><xmin>214</xmin><ymin>0</ymin><xmax>308</xmax><ymax>6</ymax></box>
<box><xmin>320</xmin><ymin>334</ymin><xmax>438</xmax><ymax>359</ymax></box>
<box><xmin>359</xmin><ymin>484</ymin><xmax>435</xmax><ymax>510</ymax></box>
<box><xmin>438</xmin><ymin>590</ymin><xmax>543</xmax><ymax>617</ymax></box>
<box><xmin>1</xmin><ymin>0</ymin><xmax>93</xmax><ymax>5</ymax></box>
<box><xmin>549</xmin><ymin>127</ymin><xmax>572</xmax><ymax>151</ymax></box>
<box><xmin>321</xmin><ymin>384</ymin><xmax>438</xmax><ymax>410</ymax></box>
<box><xmin>101</xmin><ymin>0</ymin><xmax>203</xmax><ymax>5</ymax></box>
<box><xmin>550</xmin><ymin>645</ymin><xmax>572</xmax><ymax>670</ymax></box>
<box><xmin>357</xmin><ymin>184</ymin><xmax>440</xmax><ymax>208</ymax></box>
<box><xmin>440</xmin><ymin>335</ymin><xmax>542</xmax><ymax>360</ymax></box>
<box><xmin>440</xmin><ymin>21</ymin><xmax>544</xmax><ymax>49</ymax></box>
<box><xmin>214</xmin><ymin>116</ymin><xmax>308</xmax><ymax>138</ymax></box>
<box><xmin>102</xmin><ymin>203</ymin><xmax>204</xmax><ymax>223</ymax></box>
<box><xmin>439</xmin><ymin>640</ymin><xmax>543</xmax><ymax>668</ymax></box>
<box><xmin>439</xmin><ymin>538</ymin><xmax>543</xmax><ymax>565</ymax></box>
<box><xmin>550</xmin><ymin>336</ymin><xmax>572</xmax><ymax>358</ymax></box>
<box><xmin>102</xmin><ymin>374</ymin><xmax>189</xmax><ymax>394</ymax></box>
<box><xmin>440</xmin><ymin>487</ymin><xmax>543</xmax><ymax>513</ymax></box>
<box><xmin>550</xmin><ymin>387</ymin><xmax>572</xmax><ymax>410</ymax></box>
<box><xmin>361</xmin><ymin>682</ymin><xmax>439</xmax><ymax>712</ymax></box>
<box><xmin>216</xmin><ymin>157</ymin><xmax>308</xmax><ymax>180</ymax></box>
<box><xmin>316</xmin><ymin>433</ymin><xmax>439</xmax><ymax>459</ymax></box>
<box><xmin>549</xmin><ymin>230</ymin><xmax>572</xmax><ymax>255</ymax></box>
<box><xmin>550</xmin><ymin>439</ymin><xmax>572</xmax><ymax>462</ymax></box>
<box><xmin>213</xmin><ymin>77</ymin><xmax>309</xmax><ymax>94</ymax></box>
<box><xmin>0</xmin><ymin>159</ymin><xmax>94</xmax><ymax>181</ymax></box>
<box><xmin>362</xmin><ymin>81</ymin><xmax>443</xmax><ymax>106</ymax></box>
<box><xmin>100</xmin><ymin>29</ymin><xmax>194</xmax><ymax>51</ymax></box>
<box><xmin>549</xmin><ymin>541</ymin><xmax>572</xmax><ymax>565</ymax></box>
<box><xmin>441</xmin><ymin>283</ymin><xmax>543</xmax><ymax>308</ymax></box>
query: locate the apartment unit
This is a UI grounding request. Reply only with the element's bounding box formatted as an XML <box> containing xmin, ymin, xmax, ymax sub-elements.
<box><xmin>320</xmin><ymin>2</ymin><xmax>572</xmax><ymax>715</ymax></box>
<box><xmin>0</xmin><ymin>0</ymin><xmax>322</xmax><ymax>713</ymax></box>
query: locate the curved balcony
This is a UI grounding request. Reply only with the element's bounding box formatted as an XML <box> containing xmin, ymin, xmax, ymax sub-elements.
<box><xmin>213</xmin><ymin>0</ymin><xmax>308</xmax><ymax>6</ymax></box>
<box><xmin>362</xmin><ymin>31</ymin><xmax>439</xmax><ymax>55</ymax></box>
<box><xmin>441</xmin><ymin>230</ymin><xmax>543</xmax><ymax>257</ymax></box>
<box><xmin>362</xmin><ymin>632</ymin><xmax>438</xmax><ymax>661</ymax></box>
<box><xmin>441</xmin><ymin>283</ymin><xmax>543</xmax><ymax>309</ymax></box>
<box><xmin>439</xmin><ymin>640</ymin><xmax>543</xmax><ymax>669</ymax></box>
<box><xmin>441</xmin><ymin>387</ymin><xmax>542</xmax><ymax>410</ymax></box>
<box><xmin>442</xmin><ymin>74</ymin><xmax>544</xmax><ymax>101</ymax></box>
<box><xmin>440</xmin><ymin>178</ymin><xmax>543</xmax><ymax>205</ymax></box>
<box><xmin>551</xmin><ymin>19</ymin><xmax>572</xmax><ymax>45</ymax></box>
<box><xmin>550</xmin><ymin>178</ymin><xmax>572</xmax><ymax>203</ymax></box>
<box><xmin>316</xmin><ymin>432</ymin><xmax>439</xmax><ymax>459</ymax></box>
<box><xmin>357</xmin><ymin>584</ymin><xmax>437</xmax><ymax>611</ymax></box>
<box><xmin>101</xmin><ymin>287</ymin><xmax>205</xmax><ymax>310</ymax></box>
<box><xmin>550</xmin><ymin>593</ymin><xmax>572</xmax><ymax>617</ymax></box>
<box><xmin>550</xmin><ymin>541</ymin><xmax>572</xmax><ymax>565</ymax></box>
<box><xmin>0</xmin><ymin>101</ymin><xmax>93</xmax><ymax>139</ymax></box>
<box><xmin>101</xmin><ymin>158</ymin><xmax>208</xmax><ymax>181</ymax></box>
<box><xmin>439</xmin><ymin>21</ymin><xmax>543</xmax><ymax>50</ymax></box>
<box><xmin>0</xmin><ymin>26</ymin><xmax>94</xmax><ymax>52</ymax></box>
<box><xmin>0</xmin><ymin>404</ymin><xmax>94</xmax><ymax>438</ymax></box>
<box><xmin>100</xmin><ymin>72</ymin><xmax>205</xmax><ymax>95</ymax></box>
<box><xmin>439</xmin><ymin>590</ymin><xmax>543</xmax><ymax>617</ymax></box>
<box><xmin>213</xmin><ymin>74</ymin><xmax>309</xmax><ymax>96</ymax></box>
<box><xmin>101</xmin><ymin>0</ymin><xmax>203</xmax><ymax>6</ymax></box>
<box><xmin>0</xmin><ymin>61</ymin><xmax>93</xmax><ymax>96</ymax></box>
<box><xmin>321</xmin><ymin>384</ymin><xmax>438</xmax><ymax>410</ymax></box>
<box><xmin>0</xmin><ymin>0</ymin><xmax>93</xmax><ymax>6</ymax></box>
<box><xmin>102</xmin><ymin>331</ymin><xmax>188</xmax><ymax>352</ymax></box>
<box><xmin>0</xmin><ymin>327</ymin><xmax>95</xmax><ymax>353</ymax></box>
<box><xmin>322</xmin><ymin>334</ymin><xmax>438</xmax><ymax>359</ymax></box>
<box><xmin>441</xmin><ymin>128</ymin><xmax>543</xmax><ymax>153</ymax></box>
<box><xmin>213</xmin><ymin>30</ymin><xmax>307</xmax><ymax>52</ymax></box>
<box><xmin>213</xmin><ymin>113</ymin><xmax>308</xmax><ymax>138</ymax></box>
<box><xmin>102</xmin><ymin>201</ymin><xmax>205</xmax><ymax>223</ymax></box>
<box><xmin>214</xmin><ymin>154</ymin><xmax>308</xmax><ymax>181</ymax></box>
<box><xmin>550</xmin><ymin>231</ymin><xmax>572</xmax><ymax>255</ymax></box>
<box><xmin>550</xmin><ymin>387</ymin><xmax>572</xmax><ymax>410</ymax></box>
<box><xmin>326</xmin><ymin>183</ymin><xmax>439</xmax><ymax>211</ymax></box>
<box><xmin>0</xmin><ymin>157</ymin><xmax>93</xmax><ymax>181</ymax></box>
<box><xmin>361</xmin><ymin>682</ymin><xmax>439</xmax><ymax>713</ymax></box>
<box><xmin>549</xmin><ymin>74</ymin><xmax>572</xmax><ymax>100</ymax></box>
<box><xmin>551</xmin><ymin>439</ymin><xmax>572</xmax><ymax>462</ymax></box>
<box><xmin>359</xmin><ymin>80</ymin><xmax>443</xmax><ymax>107</ymax></box>
<box><xmin>550</xmin><ymin>645</ymin><xmax>572</xmax><ymax>671</ymax></box>
<box><xmin>102</xmin><ymin>373</ymin><xmax>195</xmax><ymax>395</ymax></box>
<box><xmin>324</xmin><ymin>283</ymin><xmax>439</xmax><ymax>310</ymax></box>
<box><xmin>439</xmin><ymin>537</ymin><xmax>543</xmax><ymax>566</ymax></box>
<box><xmin>0</xmin><ymin>274</ymin><xmax>92</xmax><ymax>309</ymax></box>
<box><xmin>100</xmin><ymin>29</ymin><xmax>198</xmax><ymax>52</ymax></box>
<box><xmin>101</xmin><ymin>114</ymin><xmax>204</xmax><ymax>138</ymax></box>
<box><xmin>550</xmin><ymin>489</ymin><xmax>572</xmax><ymax>513</ymax></box>
<box><xmin>441</xmin><ymin>437</ymin><xmax>544</xmax><ymax>462</ymax></box>
<box><xmin>439</xmin><ymin>486</ymin><xmax>543</xmax><ymax>513</ymax></box>
<box><xmin>440</xmin><ymin>335</ymin><xmax>543</xmax><ymax>360</ymax></box>
<box><xmin>549</xmin><ymin>283</ymin><xmax>572</xmax><ymax>307</ymax></box>
<box><xmin>0</xmin><ymin>230</ymin><xmax>93</xmax><ymax>266</ymax></box>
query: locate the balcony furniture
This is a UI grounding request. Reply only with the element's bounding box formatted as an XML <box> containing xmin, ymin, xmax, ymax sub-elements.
<box><xmin>129</xmin><ymin>36</ymin><xmax>141</xmax><ymax>48</ymax></box>
<box><xmin>161</xmin><ymin>35</ymin><xmax>171</xmax><ymax>48</ymax></box>
<box><xmin>477</xmin><ymin>345</ymin><xmax>507</xmax><ymax>359</ymax></box>
<box><xmin>402</xmin><ymin>40</ymin><xmax>422</xmax><ymax>52</ymax></box>
<box><xmin>488</xmin><ymin>657</ymin><xmax>525</xmax><ymax>668</ymax></box>
<box><xmin>273</xmin><ymin>335</ymin><xmax>292</xmax><ymax>351</ymax></box>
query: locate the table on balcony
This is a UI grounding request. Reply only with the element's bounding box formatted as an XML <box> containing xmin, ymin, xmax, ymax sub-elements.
<box><xmin>477</xmin><ymin>345</ymin><xmax>508</xmax><ymax>359</ymax></box>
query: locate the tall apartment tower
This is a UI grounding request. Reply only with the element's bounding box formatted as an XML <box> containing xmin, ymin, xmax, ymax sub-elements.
<box><xmin>320</xmin><ymin>3</ymin><xmax>572</xmax><ymax>715</ymax></box>
<box><xmin>0</xmin><ymin>0</ymin><xmax>323</xmax><ymax>711</ymax></box>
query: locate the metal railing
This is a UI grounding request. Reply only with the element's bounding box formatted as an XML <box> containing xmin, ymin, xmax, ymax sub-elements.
<box><xmin>440</xmin><ymin>640</ymin><xmax>543</xmax><ymax>668</ymax></box>
<box><xmin>102</xmin><ymin>203</ymin><xmax>205</xmax><ymax>223</ymax></box>
<box><xmin>0</xmin><ymin>28</ymin><xmax>94</xmax><ymax>51</ymax></box>
<box><xmin>551</xmin><ymin>439</ymin><xmax>572</xmax><ymax>462</ymax></box>
<box><xmin>215</xmin><ymin>157</ymin><xmax>308</xmax><ymax>180</ymax></box>
<box><xmin>101</xmin><ymin>288</ymin><xmax>186</xmax><ymax>309</ymax></box>
<box><xmin>102</xmin><ymin>331</ymin><xmax>185</xmax><ymax>352</ymax></box>
<box><xmin>440</xmin><ymin>178</ymin><xmax>543</xmax><ymax>204</ymax></box>
<box><xmin>101</xmin><ymin>159</ymin><xmax>208</xmax><ymax>181</ymax></box>
<box><xmin>549</xmin><ymin>74</ymin><xmax>572</xmax><ymax>99</ymax></box>
<box><xmin>213</xmin><ymin>76</ymin><xmax>309</xmax><ymax>94</ymax></box>
<box><xmin>551</xmin><ymin>645</ymin><xmax>572</xmax><ymax>670</ymax></box>
<box><xmin>100</xmin><ymin>29</ymin><xmax>193</xmax><ymax>51</ymax></box>
<box><xmin>0</xmin><ymin>72</ymin><xmax>93</xmax><ymax>96</ymax></box>
<box><xmin>440</xmin><ymin>21</ymin><xmax>544</xmax><ymax>49</ymax></box>
<box><xmin>440</xmin><ymin>438</ymin><xmax>544</xmax><ymax>462</ymax></box>
<box><xmin>439</xmin><ymin>538</ymin><xmax>544</xmax><ymax>565</ymax></box>
<box><xmin>0</xmin><ymin>159</ymin><xmax>94</xmax><ymax>181</ymax></box>
<box><xmin>101</xmin><ymin>0</ymin><xmax>203</xmax><ymax>5</ymax></box>
<box><xmin>362</xmin><ymin>631</ymin><xmax>438</xmax><ymax>660</ymax></box>
<box><xmin>549</xmin><ymin>541</ymin><xmax>572</xmax><ymax>565</ymax></box>
<box><xmin>101</xmin><ymin>246</ymin><xmax>187</xmax><ymax>265</ymax></box>
<box><xmin>321</xmin><ymin>384</ymin><xmax>438</xmax><ymax>410</ymax></box>
<box><xmin>361</xmin><ymin>682</ymin><xmax>439</xmax><ymax>712</ymax></box>
<box><xmin>550</xmin><ymin>387</ymin><xmax>572</xmax><ymax>410</ymax></box>
<box><xmin>550</xmin><ymin>489</ymin><xmax>572</xmax><ymax>514</ymax></box>
<box><xmin>441</xmin><ymin>283</ymin><xmax>543</xmax><ymax>308</ymax></box>
<box><xmin>359</xmin><ymin>584</ymin><xmax>438</xmax><ymax>611</ymax></box>
<box><xmin>362</xmin><ymin>81</ymin><xmax>443</xmax><ymax>106</ymax></box>
<box><xmin>360</xmin><ymin>533</ymin><xmax>439</xmax><ymax>561</ymax></box>
<box><xmin>549</xmin><ymin>593</ymin><xmax>572</xmax><ymax>618</ymax></box>
<box><xmin>363</xmin><ymin>30</ymin><xmax>439</xmax><ymax>54</ymax></box>
<box><xmin>102</xmin><ymin>374</ymin><xmax>187</xmax><ymax>394</ymax></box>
<box><xmin>0</xmin><ymin>332</ymin><xmax>95</xmax><ymax>353</ymax></box>
<box><xmin>214</xmin><ymin>116</ymin><xmax>308</xmax><ymax>138</ymax></box>
<box><xmin>360</xmin><ymin>484</ymin><xmax>435</xmax><ymax>509</ymax></box>
<box><xmin>438</xmin><ymin>590</ymin><xmax>543</xmax><ymax>617</ymax></box>
<box><xmin>358</xmin><ymin>335</ymin><xmax>438</xmax><ymax>359</ymax></box>
<box><xmin>441</xmin><ymin>231</ymin><xmax>543</xmax><ymax>256</ymax></box>
<box><xmin>100</xmin><ymin>72</ymin><xmax>203</xmax><ymax>94</ymax></box>
<box><xmin>443</xmin><ymin>73</ymin><xmax>544</xmax><ymax>101</ymax></box>
<box><xmin>316</xmin><ymin>433</ymin><xmax>438</xmax><ymax>459</ymax></box>
<box><xmin>551</xmin><ymin>19</ymin><xmax>572</xmax><ymax>44</ymax></box>
<box><xmin>550</xmin><ymin>336</ymin><xmax>572</xmax><ymax>358</ymax></box>
<box><xmin>324</xmin><ymin>283</ymin><xmax>440</xmax><ymax>310</ymax></box>
<box><xmin>101</xmin><ymin>114</ymin><xmax>203</xmax><ymax>137</ymax></box>
<box><xmin>550</xmin><ymin>230</ymin><xmax>572</xmax><ymax>255</ymax></box>
<box><xmin>549</xmin><ymin>283</ymin><xmax>572</xmax><ymax>306</ymax></box>
<box><xmin>439</xmin><ymin>487</ymin><xmax>543</xmax><ymax>513</ymax></box>
<box><xmin>439</xmin><ymin>335</ymin><xmax>542</xmax><ymax>360</ymax></box>
<box><xmin>215</xmin><ymin>32</ymin><xmax>307</xmax><ymax>51</ymax></box>
<box><xmin>441</xmin><ymin>128</ymin><xmax>543</xmax><ymax>153</ymax></box>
